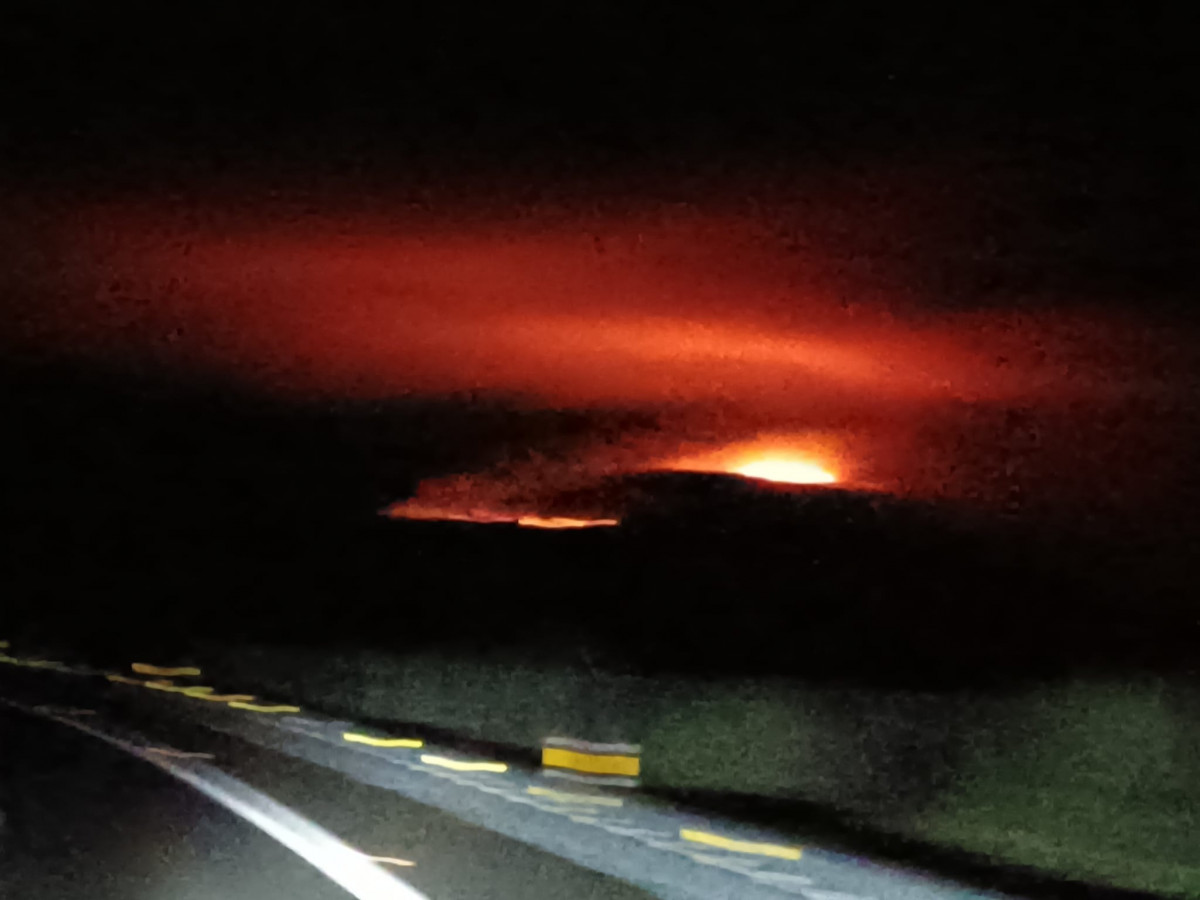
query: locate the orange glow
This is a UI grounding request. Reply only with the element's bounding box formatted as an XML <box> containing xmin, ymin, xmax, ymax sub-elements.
<box><xmin>45</xmin><ymin>207</ymin><xmax>1106</xmax><ymax>414</ymax></box>
<box><xmin>734</xmin><ymin>458</ymin><xmax>836</xmax><ymax>485</ymax></box>
<box><xmin>383</xmin><ymin>507</ymin><xmax>620</xmax><ymax>529</ymax></box>
<box><xmin>19</xmin><ymin>200</ymin><xmax>1186</xmax><ymax>518</ymax></box>
<box><xmin>516</xmin><ymin>516</ymin><xmax>620</xmax><ymax>529</ymax></box>
<box><xmin>379</xmin><ymin>433</ymin><xmax>851</xmax><ymax>526</ymax></box>
<box><xmin>658</xmin><ymin>434</ymin><xmax>845</xmax><ymax>487</ymax></box>
<box><xmin>390</xmin><ymin>505</ymin><xmax>515</xmax><ymax>525</ymax></box>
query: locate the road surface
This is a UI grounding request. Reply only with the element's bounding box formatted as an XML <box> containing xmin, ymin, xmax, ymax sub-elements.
<box><xmin>0</xmin><ymin>706</ymin><xmax>364</xmax><ymax>900</ymax></box>
<box><xmin>0</xmin><ymin>650</ymin><xmax>1015</xmax><ymax>900</ymax></box>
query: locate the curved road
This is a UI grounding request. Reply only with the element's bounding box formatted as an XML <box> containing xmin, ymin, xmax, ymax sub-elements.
<box><xmin>0</xmin><ymin>706</ymin><xmax>361</xmax><ymax>900</ymax></box>
<box><xmin>1</xmin><ymin>654</ymin><xmax>1011</xmax><ymax>900</ymax></box>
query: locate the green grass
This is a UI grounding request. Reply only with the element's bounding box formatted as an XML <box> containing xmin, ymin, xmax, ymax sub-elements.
<box><xmin>911</xmin><ymin>679</ymin><xmax>1200</xmax><ymax>896</ymax></box>
<box><xmin>198</xmin><ymin>642</ymin><xmax>1200</xmax><ymax>897</ymax></box>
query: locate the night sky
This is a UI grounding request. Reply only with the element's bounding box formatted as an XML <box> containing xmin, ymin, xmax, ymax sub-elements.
<box><xmin>3</xmin><ymin>8</ymin><xmax>1196</xmax><ymax>213</ymax></box>
<box><xmin>4</xmin><ymin>8</ymin><xmax>1197</xmax><ymax>310</ymax></box>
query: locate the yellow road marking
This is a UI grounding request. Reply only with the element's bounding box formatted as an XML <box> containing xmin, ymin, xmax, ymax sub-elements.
<box><xmin>180</xmin><ymin>686</ymin><xmax>215</xmax><ymax>697</ymax></box>
<box><xmin>227</xmin><ymin>701</ymin><xmax>301</xmax><ymax>713</ymax></box>
<box><xmin>343</xmin><ymin>732</ymin><xmax>424</xmax><ymax>749</ymax></box>
<box><xmin>192</xmin><ymin>692</ymin><xmax>256</xmax><ymax>702</ymax></box>
<box><xmin>132</xmin><ymin>663</ymin><xmax>201</xmax><ymax>677</ymax></box>
<box><xmin>542</xmin><ymin>746</ymin><xmax>640</xmax><ymax>777</ymax></box>
<box><xmin>108</xmin><ymin>675</ymin><xmax>252</xmax><ymax>703</ymax></box>
<box><xmin>143</xmin><ymin>679</ymin><xmax>186</xmax><ymax>692</ymax></box>
<box><xmin>146</xmin><ymin>682</ymin><xmax>219</xmax><ymax>698</ymax></box>
<box><xmin>679</xmin><ymin>829</ymin><xmax>802</xmax><ymax>860</ymax></box>
<box><xmin>420</xmin><ymin>754</ymin><xmax>508</xmax><ymax>773</ymax></box>
<box><xmin>526</xmin><ymin>786</ymin><xmax>624</xmax><ymax>807</ymax></box>
<box><xmin>365</xmin><ymin>856</ymin><xmax>416</xmax><ymax>868</ymax></box>
<box><xmin>2</xmin><ymin>657</ymin><xmax>68</xmax><ymax>670</ymax></box>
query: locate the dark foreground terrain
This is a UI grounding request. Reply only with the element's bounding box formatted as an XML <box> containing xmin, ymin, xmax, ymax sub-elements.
<box><xmin>3</xmin><ymin>356</ymin><xmax>1195</xmax><ymax>685</ymax></box>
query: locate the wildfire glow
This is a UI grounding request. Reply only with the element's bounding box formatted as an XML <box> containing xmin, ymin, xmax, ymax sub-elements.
<box><xmin>28</xmin><ymin>202</ymin><xmax>1178</xmax><ymax>520</ymax></box>
<box><xmin>658</xmin><ymin>435</ymin><xmax>844</xmax><ymax>488</ymax></box>
<box><xmin>515</xmin><ymin>516</ymin><xmax>620</xmax><ymax>529</ymax></box>
<box><xmin>378</xmin><ymin>434</ymin><xmax>848</xmax><ymax>528</ymax></box>
<box><xmin>734</xmin><ymin>458</ymin><xmax>837</xmax><ymax>485</ymax></box>
<box><xmin>382</xmin><ymin>500</ymin><xmax>620</xmax><ymax>529</ymax></box>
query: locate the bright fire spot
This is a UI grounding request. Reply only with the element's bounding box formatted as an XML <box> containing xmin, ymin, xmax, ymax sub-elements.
<box><xmin>378</xmin><ymin>433</ymin><xmax>847</xmax><ymax>529</ymax></box>
<box><xmin>657</xmin><ymin>435</ymin><xmax>844</xmax><ymax>487</ymax></box>
<box><xmin>516</xmin><ymin>516</ymin><xmax>620</xmax><ymax>530</ymax></box>
<box><xmin>734</xmin><ymin>458</ymin><xmax>837</xmax><ymax>485</ymax></box>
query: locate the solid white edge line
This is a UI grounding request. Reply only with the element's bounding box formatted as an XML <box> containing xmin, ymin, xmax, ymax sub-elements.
<box><xmin>0</xmin><ymin>696</ymin><xmax>428</xmax><ymax>900</ymax></box>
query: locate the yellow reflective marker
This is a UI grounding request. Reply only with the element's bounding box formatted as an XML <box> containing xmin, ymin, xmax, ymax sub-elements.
<box><xmin>227</xmin><ymin>701</ymin><xmax>301</xmax><ymax>713</ymax></box>
<box><xmin>526</xmin><ymin>786</ymin><xmax>624</xmax><ymax>807</ymax></box>
<box><xmin>343</xmin><ymin>732</ymin><xmax>424</xmax><ymax>749</ymax></box>
<box><xmin>0</xmin><ymin>640</ymin><xmax>9</xmax><ymax>648</ymax></box>
<box><xmin>132</xmin><ymin>663</ymin><xmax>202</xmax><ymax>677</ymax></box>
<box><xmin>419</xmin><ymin>754</ymin><xmax>508</xmax><ymax>773</ymax></box>
<box><xmin>542</xmin><ymin>747</ymin><xmax>640</xmax><ymax>777</ymax></box>
<box><xmin>180</xmin><ymin>686</ymin><xmax>215</xmax><ymax>697</ymax></box>
<box><xmin>365</xmin><ymin>856</ymin><xmax>416</xmax><ymax>868</ymax></box>
<box><xmin>679</xmin><ymin>829</ymin><xmax>802</xmax><ymax>860</ymax></box>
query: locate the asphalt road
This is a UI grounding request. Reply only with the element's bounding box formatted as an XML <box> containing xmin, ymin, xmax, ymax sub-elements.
<box><xmin>0</xmin><ymin>653</ymin><xmax>1011</xmax><ymax>900</ymax></box>
<box><xmin>0</xmin><ymin>706</ymin><xmax>359</xmax><ymax>900</ymax></box>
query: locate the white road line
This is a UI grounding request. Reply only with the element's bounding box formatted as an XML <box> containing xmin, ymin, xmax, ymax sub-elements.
<box><xmin>751</xmin><ymin>871</ymin><xmax>817</xmax><ymax>887</ymax></box>
<box><xmin>543</xmin><ymin>737</ymin><xmax>642</xmax><ymax>754</ymax></box>
<box><xmin>206</xmin><ymin>703</ymin><xmax>973</xmax><ymax>900</ymax></box>
<box><xmin>0</xmin><ymin>696</ymin><xmax>428</xmax><ymax>900</ymax></box>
